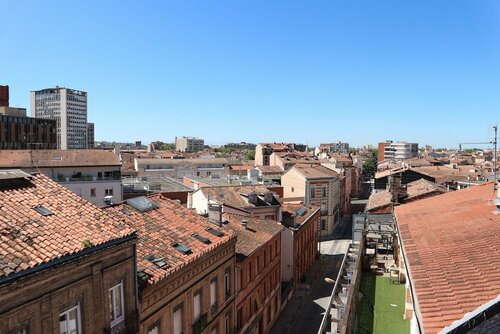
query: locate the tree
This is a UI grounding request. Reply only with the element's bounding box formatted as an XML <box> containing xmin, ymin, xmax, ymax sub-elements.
<box><xmin>244</xmin><ymin>150</ymin><xmax>255</xmax><ymax>160</ymax></box>
<box><xmin>362</xmin><ymin>149</ymin><xmax>378</xmax><ymax>179</ymax></box>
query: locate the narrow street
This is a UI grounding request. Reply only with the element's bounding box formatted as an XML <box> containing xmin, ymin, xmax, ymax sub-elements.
<box><xmin>271</xmin><ymin>217</ymin><xmax>352</xmax><ymax>333</ymax></box>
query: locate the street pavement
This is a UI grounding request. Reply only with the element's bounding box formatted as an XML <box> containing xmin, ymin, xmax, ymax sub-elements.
<box><xmin>270</xmin><ymin>217</ymin><xmax>352</xmax><ymax>334</ymax></box>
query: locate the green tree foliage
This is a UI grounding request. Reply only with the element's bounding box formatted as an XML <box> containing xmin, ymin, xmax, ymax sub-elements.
<box><xmin>362</xmin><ymin>149</ymin><xmax>378</xmax><ymax>179</ymax></box>
<box><xmin>244</xmin><ymin>150</ymin><xmax>255</xmax><ymax>160</ymax></box>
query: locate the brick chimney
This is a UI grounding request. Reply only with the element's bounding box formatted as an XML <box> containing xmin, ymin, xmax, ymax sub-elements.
<box><xmin>208</xmin><ymin>203</ymin><xmax>223</xmax><ymax>226</ymax></box>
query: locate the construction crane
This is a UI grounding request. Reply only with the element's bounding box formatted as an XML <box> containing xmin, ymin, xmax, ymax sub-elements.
<box><xmin>458</xmin><ymin>141</ymin><xmax>492</xmax><ymax>152</ymax></box>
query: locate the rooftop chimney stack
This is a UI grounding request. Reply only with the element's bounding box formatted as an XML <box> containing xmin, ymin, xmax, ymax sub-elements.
<box><xmin>208</xmin><ymin>203</ymin><xmax>223</xmax><ymax>226</ymax></box>
<box><xmin>241</xmin><ymin>219</ymin><xmax>249</xmax><ymax>229</ymax></box>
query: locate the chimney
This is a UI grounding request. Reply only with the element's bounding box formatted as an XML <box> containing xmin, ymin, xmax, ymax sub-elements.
<box><xmin>208</xmin><ymin>204</ymin><xmax>223</xmax><ymax>226</ymax></box>
<box><xmin>241</xmin><ymin>219</ymin><xmax>249</xmax><ymax>229</ymax></box>
<box><xmin>494</xmin><ymin>184</ymin><xmax>500</xmax><ymax>214</ymax></box>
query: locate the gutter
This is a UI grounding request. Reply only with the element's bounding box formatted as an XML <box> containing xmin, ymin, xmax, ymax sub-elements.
<box><xmin>0</xmin><ymin>233</ymin><xmax>137</xmax><ymax>286</ymax></box>
<box><xmin>394</xmin><ymin>214</ymin><xmax>424</xmax><ymax>333</ymax></box>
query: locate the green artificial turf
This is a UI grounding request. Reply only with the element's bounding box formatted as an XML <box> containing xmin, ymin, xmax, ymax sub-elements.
<box><xmin>356</xmin><ymin>274</ymin><xmax>410</xmax><ymax>334</ymax></box>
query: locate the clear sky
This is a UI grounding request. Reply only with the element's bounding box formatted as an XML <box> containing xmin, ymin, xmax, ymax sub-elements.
<box><xmin>1</xmin><ymin>0</ymin><xmax>499</xmax><ymax>148</ymax></box>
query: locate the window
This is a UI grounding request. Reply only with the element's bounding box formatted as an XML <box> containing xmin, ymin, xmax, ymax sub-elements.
<box><xmin>193</xmin><ymin>290</ymin><xmax>201</xmax><ymax>323</ymax></box>
<box><xmin>310</xmin><ymin>186</ymin><xmax>316</xmax><ymax>198</ymax></box>
<box><xmin>224</xmin><ymin>270</ymin><xmax>230</xmax><ymax>300</ymax></box>
<box><xmin>210</xmin><ymin>279</ymin><xmax>217</xmax><ymax>309</ymax></box>
<box><xmin>225</xmin><ymin>314</ymin><xmax>230</xmax><ymax>334</ymax></box>
<box><xmin>148</xmin><ymin>323</ymin><xmax>159</xmax><ymax>334</ymax></box>
<box><xmin>291</xmin><ymin>187</ymin><xmax>294</xmax><ymax>193</ymax></box>
<box><xmin>173</xmin><ymin>305</ymin><xmax>183</xmax><ymax>334</ymax></box>
<box><xmin>321</xmin><ymin>219</ymin><xmax>326</xmax><ymax>230</ymax></box>
<box><xmin>109</xmin><ymin>283</ymin><xmax>125</xmax><ymax>327</ymax></box>
<box><xmin>105</xmin><ymin>188</ymin><xmax>114</xmax><ymax>196</ymax></box>
<box><xmin>322</xmin><ymin>187</ymin><xmax>327</xmax><ymax>197</ymax></box>
<box><xmin>59</xmin><ymin>304</ymin><xmax>81</xmax><ymax>334</ymax></box>
<box><xmin>90</xmin><ymin>188</ymin><xmax>96</xmax><ymax>197</ymax></box>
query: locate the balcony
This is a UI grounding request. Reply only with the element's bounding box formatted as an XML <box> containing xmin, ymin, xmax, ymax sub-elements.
<box><xmin>192</xmin><ymin>313</ymin><xmax>208</xmax><ymax>334</ymax></box>
<box><xmin>57</xmin><ymin>174</ymin><xmax>121</xmax><ymax>183</ymax></box>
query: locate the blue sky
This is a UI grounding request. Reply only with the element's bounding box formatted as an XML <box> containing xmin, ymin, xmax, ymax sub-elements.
<box><xmin>1</xmin><ymin>0</ymin><xmax>499</xmax><ymax>148</ymax></box>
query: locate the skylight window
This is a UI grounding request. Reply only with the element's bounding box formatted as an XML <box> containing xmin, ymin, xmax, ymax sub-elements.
<box><xmin>173</xmin><ymin>243</ymin><xmax>192</xmax><ymax>255</ymax></box>
<box><xmin>146</xmin><ymin>255</ymin><xmax>168</xmax><ymax>269</ymax></box>
<box><xmin>125</xmin><ymin>196</ymin><xmax>159</xmax><ymax>212</ymax></box>
<box><xmin>34</xmin><ymin>205</ymin><xmax>54</xmax><ymax>216</ymax></box>
<box><xmin>206</xmin><ymin>227</ymin><xmax>224</xmax><ymax>237</ymax></box>
<box><xmin>192</xmin><ymin>233</ymin><xmax>211</xmax><ymax>244</ymax></box>
<box><xmin>295</xmin><ymin>207</ymin><xmax>307</xmax><ymax>216</ymax></box>
<box><xmin>137</xmin><ymin>270</ymin><xmax>152</xmax><ymax>282</ymax></box>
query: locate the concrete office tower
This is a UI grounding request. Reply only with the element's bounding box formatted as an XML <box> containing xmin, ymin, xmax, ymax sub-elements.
<box><xmin>31</xmin><ymin>87</ymin><xmax>88</xmax><ymax>149</ymax></box>
<box><xmin>175</xmin><ymin>136</ymin><xmax>204</xmax><ymax>152</ymax></box>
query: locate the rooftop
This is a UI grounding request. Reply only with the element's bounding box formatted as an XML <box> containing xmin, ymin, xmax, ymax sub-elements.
<box><xmin>0</xmin><ymin>172</ymin><xmax>135</xmax><ymax>281</ymax></box>
<box><xmin>0</xmin><ymin>150</ymin><xmax>121</xmax><ymax>168</ymax></box>
<box><xmin>394</xmin><ymin>183</ymin><xmax>500</xmax><ymax>333</ymax></box>
<box><xmin>291</xmin><ymin>164</ymin><xmax>339</xmax><ymax>179</ymax></box>
<box><xmin>105</xmin><ymin>195</ymin><xmax>235</xmax><ymax>285</ymax></box>
<box><xmin>281</xmin><ymin>203</ymin><xmax>319</xmax><ymax>229</ymax></box>
<box><xmin>199</xmin><ymin>185</ymin><xmax>280</xmax><ymax>209</ymax></box>
<box><xmin>222</xmin><ymin>213</ymin><xmax>283</xmax><ymax>261</ymax></box>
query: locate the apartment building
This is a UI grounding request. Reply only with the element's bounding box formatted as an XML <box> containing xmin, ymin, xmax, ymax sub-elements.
<box><xmin>219</xmin><ymin>213</ymin><xmax>283</xmax><ymax>334</ymax></box>
<box><xmin>31</xmin><ymin>87</ymin><xmax>93</xmax><ymax>149</ymax></box>
<box><xmin>190</xmin><ymin>185</ymin><xmax>282</xmax><ymax>221</ymax></box>
<box><xmin>175</xmin><ymin>136</ymin><xmax>205</xmax><ymax>152</ymax></box>
<box><xmin>254</xmin><ymin>142</ymin><xmax>307</xmax><ymax>166</ymax></box>
<box><xmin>0</xmin><ymin>171</ymin><xmax>138</xmax><ymax>333</ymax></box>
<box><xmin>269</xmin><ymin>152</ymin><xmax>320</xmax><ymax>171</ymax></box>
<box><xmin>281</xmin><ymin>165</ymin><xmax>340</xmax><ymax>237</ymax></box>
<box><xmin>135</xmin><ymin>157</ymin><xmax>230</xmax><ymax>179</ymax></box>
<box><xmin>314</xmin><ymin>142</ymin><xmax>350</xmax><ymax>155</ymax></box>
<box><xmin>280</xmin><ymin>204</ymin><xmax>320</xmax><ymax>288</ymax></box>
<box><xmin>394</xmin><ymin>183</ymin><xmax>500</xmax><ymax>333</ymax></box>
<box><xmin>105</xmin><ymin>195</ymin><xmax>237</xmax><ymax>334</ymax></box>
<box><xmin>378</xmin><ymin>141</ymin><xmax>418</xmax><ymax>162</ymax></box>
<box><xmin>0</xmin><ymin>150</ymin><xmax>122</xmax><ymax>206</ymax></box>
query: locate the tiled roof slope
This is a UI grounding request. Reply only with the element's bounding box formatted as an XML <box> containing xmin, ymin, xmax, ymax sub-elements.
<box><xmin>222</xmin><ymin>213</ymin><xmax>283</xmax><ymax>260</ymax></box>
<box><xmin>366</xmin><ymin>179</ymin><xmax>445</xmax><ymax>212</ymax></box>
<box><xmin>281</xmin><ymin>204</ymin><xmax>319</xmax><ymax>228</ymax></box>
<box><xmin>0</xmin><ymin>173</ymin><xmax>135</xmax><ymax>279</ymax></box>
<box><xmin>394</xmin><ymin>183</ymin><xmax>500</xmax><ymax>334</ymax></box>
<box><xmin>200</xmin><ymin>185</ymin><xmax>279</xmax><ymax>208</ymax></box>
<box><xmin>0</xmin><ymin>150</ymin><xmax>121</xmax><ymax>168</ymax></box>
<box><xmin>105</xmin><ymin>195</ymin><xmax>235</xmax><ymax>284</ymax></box>
<box><xmin>293</xmin><ymin>164</ymin><xmax>339</xmax><ymax>179</ymax></box>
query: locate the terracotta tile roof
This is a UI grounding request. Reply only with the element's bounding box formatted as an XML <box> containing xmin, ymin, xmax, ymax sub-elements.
<box><xmin>230</xmin><ymin>165</ymin><xmax>254</xmax><ymax>171</ymax></box>
<box><xmin>257</xmin><ymin>165</ymin><xmax>284</xmax><ymax>174</ymax></box>
<box><xmin>412</xmin><ymin>166</ymin><xmax>486</xmax><ymax>184</ymax></box>
<box><xmin>291</xmin><ymin>164</ymin><xmax>339</xmax><ymax>179</ymax></box>
<box><xmin>222</xmin><ymin>213</ymin><xmax>283</xmax><ymax>260</ymax></box>
<box><xmin>281</xmin><ymin>204</ymin><xmax>319</xmax><ymax>228</ymax></box>
<box><xmin>105</xmin><ymin>195</ymin><xmax>235</xmax><ymax>284</ymax></box>
<box><xmin>0</xmin><ymin>150</ymin><xmax>121</xmax><ymax>168</ymax></box>
<box><xmin>366</xmin><ymin>179</ymin><xmax>446</xmax><ymax>212</ymax></box>
<box><xmin>198</xmin><ymin>185</ymin><xmax>280</xmax><ymax>209</ymax></box>
<box><xmin>0</xmin><ymin>173</ymin><xmax>135</xmax><ymax>279</ymax></box>
<box><xmin>394</xmin><ymin>183</ymin><xmax>500</xmax><ymax>334</ymax></box>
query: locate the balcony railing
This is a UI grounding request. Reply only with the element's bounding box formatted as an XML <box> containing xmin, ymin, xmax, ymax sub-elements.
<box><xmin>57</xmin><ymin>175</ymin><xmax>121</xmax><ymax>182</ymax></box>
<box><xmin>192</xmin><ymin>313</ymin><xmax>208</xmax><ymax>334</ymax></box>
<box><xmin>211</xmin><ymin>303</ymin><xmax>218</xmax><ymax>316</ymax></box>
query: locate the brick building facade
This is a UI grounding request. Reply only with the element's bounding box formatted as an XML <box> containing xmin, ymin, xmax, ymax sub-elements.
<box><xmin>0</xmin><ymin>171</ymin><xmax>138</xmax><ymax>333</ymax></box>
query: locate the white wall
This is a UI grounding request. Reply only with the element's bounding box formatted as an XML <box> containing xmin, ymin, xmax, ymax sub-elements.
<box><xmin>190</xmin><ymin>189</ymin><xmax>209</xmax><ymax>214</ymax></box>
<box><xmin>64</xmin><ymin>181</ymin><xmax>122</xmax><ymax>207</ymax></box>
<box><xmin>281</xmin><ymin>228</ymin><xmax>294</xmax><ymax>283</ymax></box>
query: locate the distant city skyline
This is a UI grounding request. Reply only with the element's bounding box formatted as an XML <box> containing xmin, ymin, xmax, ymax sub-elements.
<box><xmin>1</xmin><ymin>0</ymin><xmax>499</xmax><ymax>148</ymax></box>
